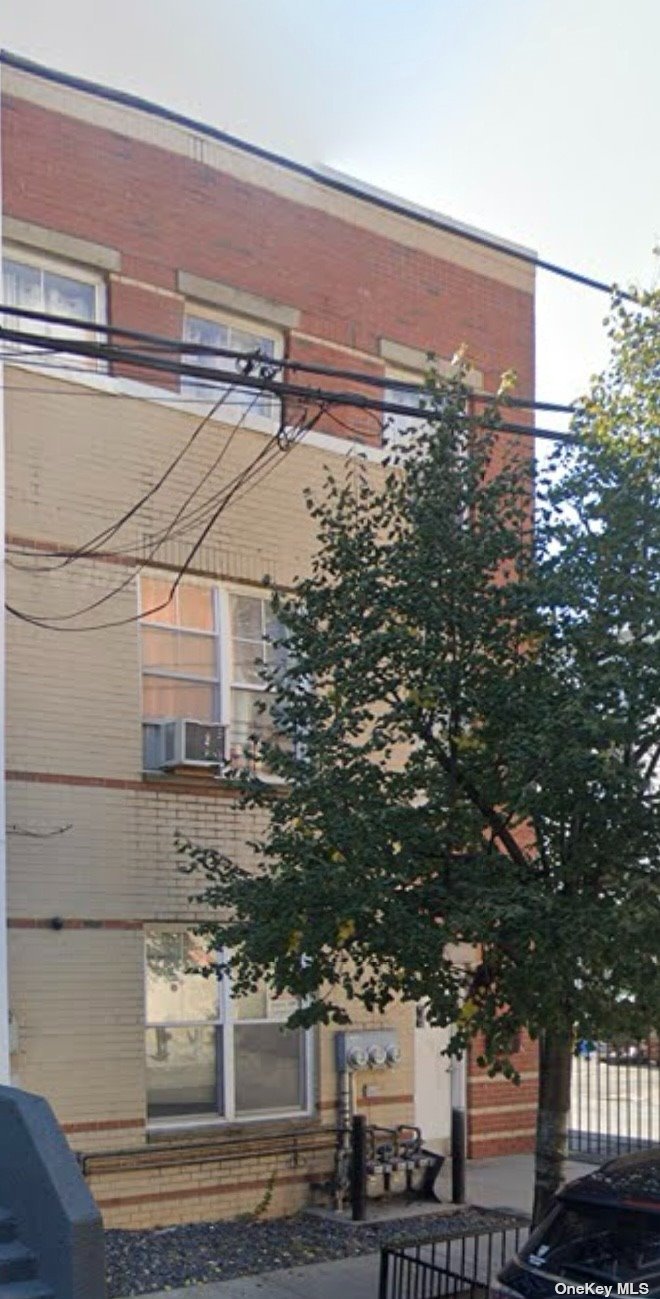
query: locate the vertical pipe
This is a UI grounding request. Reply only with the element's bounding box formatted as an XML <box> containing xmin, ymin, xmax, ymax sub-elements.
<box><xmin>596</xmin><ymin>1041</ymin><xmax>601</xmax><ymax>1157</ymax></box>
<box><xmin>350</xmin><ymin>1112</ymin><xmax>367</xmax><ymax>1221</ymax></box>
<box><xmin>0</xmin><ymin>60</ymin><xmax>10</xmax><ymax>1085</ymax></box>
<box><xmin>450</xmin><ymin>1052</ymin><xmax>467</xmax><ymax>1203</ymax></box>
<box><xmin>605</xmin><ymin>1040</ymin><xmax>611</xmax><ymax>1160</ymax></box>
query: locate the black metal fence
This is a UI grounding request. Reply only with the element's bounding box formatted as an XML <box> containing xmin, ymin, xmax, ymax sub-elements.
<box><xmin>379</xmin><ymin>1221</ymin><xmax>529</xmax><ymax>1299</ymax></box>
<box><xmin>570</xmin><ymin>1035</ymin><xmax>660</xmax><ymax>1159</ymax></box>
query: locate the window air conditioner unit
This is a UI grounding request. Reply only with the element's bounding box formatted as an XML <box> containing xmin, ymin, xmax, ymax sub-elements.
<box><xmin>158</xmin><ymin>719</ymin><xmax>226</xmax><ymax>769</ymax></box>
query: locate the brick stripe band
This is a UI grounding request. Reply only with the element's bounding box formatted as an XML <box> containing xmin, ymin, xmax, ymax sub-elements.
<box><xmin>62</xmin><ymin>1116</ymin><xmax>144</xmax><ymax>1134</ymax></box>
<box><xmin>6</xmin><ymin>769</ymin><xmax>241</xmax><ymax>799</ymax></box>
<box><xmin>9</xmin><ymin>918</ymin><xmax>143</xmax><ymax>930</ymax></box>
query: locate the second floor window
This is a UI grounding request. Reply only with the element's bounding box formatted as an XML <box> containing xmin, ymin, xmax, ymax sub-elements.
<box><xmin>2</xmin><ymin>250</ymin><xmax>104</xmax><ymax>369</ymax></box>
<box><xmin>182</xmin><ymin>307</ymin><xmax>280</xmax><ymax>426</ymax></box>
<box><xmin>140</xmin><ymin>577</ymin><xmax>286</xmax><ymax>774</ymax></box>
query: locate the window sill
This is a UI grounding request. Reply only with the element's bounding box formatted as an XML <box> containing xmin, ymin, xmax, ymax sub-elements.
<box><xmin>141</xmin><ymin>766</ymin><xmax>288</xmax><ymax>793</ymax></box>
<box><xmin>147</xmin><ymin>1112</ymin><xmax>318</xmax><ymax>1144</ymax></box>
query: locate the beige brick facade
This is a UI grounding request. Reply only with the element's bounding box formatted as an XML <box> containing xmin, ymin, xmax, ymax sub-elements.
<box><xmin>2</xmin><ymin>57</ymin><xmax>537</xmax><ymax>1227</ymax></box>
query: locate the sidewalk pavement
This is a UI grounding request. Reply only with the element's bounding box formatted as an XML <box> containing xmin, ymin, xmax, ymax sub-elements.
<box><xmin>134</xmin><ymin>1153</ymin><xmax>598</xmax><ymax>1299</ymax></box>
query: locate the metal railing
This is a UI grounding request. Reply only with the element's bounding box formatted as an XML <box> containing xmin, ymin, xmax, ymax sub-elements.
<box><xmin>379</xmin><ymin>1221</ymin><xmax>529</xmax><ymax>1299</ymax></box>
<box><xmin>570</xmin><ymin>1035</ymin><xmax>660</xmax><ymax>1159</ymax></box>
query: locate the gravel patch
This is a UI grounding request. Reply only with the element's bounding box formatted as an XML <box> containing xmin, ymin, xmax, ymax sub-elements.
<box><xmin>106</xmin><ymin>1205</ymin><xmax>524</xmax><ymax>1297</ymax></box>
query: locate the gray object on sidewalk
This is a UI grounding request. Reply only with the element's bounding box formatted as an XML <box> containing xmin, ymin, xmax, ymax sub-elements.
<box><xmin>0</xmin><ymin>1084</ymin><xmax>106</xmax><ymax>1299</ymax></box>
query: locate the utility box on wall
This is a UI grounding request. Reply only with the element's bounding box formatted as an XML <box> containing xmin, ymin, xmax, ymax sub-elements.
<box><xmin>335</xmin><ymin>1028</ymin><xmax>401</xmax><ymax>1071</ymax></box>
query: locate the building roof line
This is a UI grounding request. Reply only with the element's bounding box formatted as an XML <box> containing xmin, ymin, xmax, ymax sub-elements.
<box><xmin>0</xmin><ymin>48</ymin><xmax>536</xmax><ymax>268</ymax></box>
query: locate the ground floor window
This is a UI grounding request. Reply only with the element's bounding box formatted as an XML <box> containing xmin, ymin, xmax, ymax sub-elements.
<box><xmin>144</xmin><ymin>928</ymin><xmax>310</xmax><ymax>1123</ymax></box>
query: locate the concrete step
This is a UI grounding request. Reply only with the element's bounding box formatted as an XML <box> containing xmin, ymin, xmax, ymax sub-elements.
<box><xmin>0</xmin><ymin>1241</ymin><xmax>37</xmax><ymax>1284</ymax></box>
<box><xmin>0</xmin><ymin>1217</ymin><xmax>15</xmax><ymax>1247</ymax></box>
<box><xmin>0</xmin><ymin>1282</ymin><xmax>53</xmax><ymax>1299</ymax></box>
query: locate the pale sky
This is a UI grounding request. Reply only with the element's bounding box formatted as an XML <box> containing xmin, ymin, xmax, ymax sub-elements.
<box><xmin>2</xmin><ymin>0</ymin><xmax>659</xmax><ymax>442</ymax></box>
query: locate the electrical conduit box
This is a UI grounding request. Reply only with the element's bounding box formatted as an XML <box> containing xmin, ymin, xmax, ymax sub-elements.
<box><xmin>335</xmin><ymin>1028</ymin><xmax>401</xmax><ymax>1071</ymax></box>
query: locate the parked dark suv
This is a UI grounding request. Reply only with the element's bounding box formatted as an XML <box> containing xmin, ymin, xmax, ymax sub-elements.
<box><xmin>497</xmin><ymin>1149</ymin><xmax>660</xmax><ymax>1297</ymax></box>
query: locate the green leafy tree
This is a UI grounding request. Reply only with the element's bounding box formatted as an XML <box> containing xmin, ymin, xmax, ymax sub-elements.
<box><xmin>180</xmin><ymin>287</ymin><xmax>660</xmax><ymax>1225</ymax></box>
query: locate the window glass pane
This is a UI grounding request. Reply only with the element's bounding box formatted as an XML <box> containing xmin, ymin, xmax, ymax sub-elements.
<box><xmin>4</xmin><ymin>258</ymin><xmax>41</xmax><ymax>310</ymax></box>
<box><xmin>229</xmin><ymin>689</ymin><xmax>272</xmax><ymax>763</ymax></box>
<box><xmin>231</xmin><ymin>596</ymin><xmax>266</xmax><ymax>686</ymax></box>
<box><xmin>234</xmin><ymin>984</ymin><xmax>299</xmax><ymax>1022</ymax></box>
<box><xmin>182</xmin><ymin>314</ymin><xmax>277</xmax><ymax>419</ymax></box>
<box><xmin>179</xmin><ymin>584</ymin><xmax>215</xmax><ymax>631</ymax></box>
<box><xmin>182</xmin><ymin>314</ymin><xmax>230</xmax><ymax>402</ymax></box>
<box><xmin>234</xmin><ymin>985</ymin><xmax>268</xmax><ymax>1021</ymax></box>
<box><xmin>384</xmin><ymin>383</ymin><xmax>428</xmax><ymax>447</ymax></box>
<box><xmin>145</xmin><ymin>930</ymin><xmax>219</xmax><ymax>1024</ymax></box>
<box><xmin>234</xmin><ymin>1024</ymin><xmax>304</xmax><ymax>1114</ymax></box>
<box><xmin>140</xmin><ymin>577</ymin><xmax>176</xmax><ymax>624</ymax></box>
<box><xmin>268</xmin><ymin>991</ymin><xmax>300</xmax><ymax>1022</ymax></box>
<box><xmin>231</xmin><ymin>329</ymin><xmax>275</xmax><ymax>417</ymax></box>
<box><xmin>232</xmin><ymin>327</ymin><xmax>274</xmax><ymax>360</ymax></box>
<box><xmin>231</xmin><ymin>595</ymin><xmax>264</xmax><ymax>642</ymax></box>
<box><xmin>184</xmin><ymin>314</ymin><xmax>228</xmax><ymax>351</ymax></box>
<box><xmin>142</xmin><ymin>676</ymin><xmax>216</xmax><ymax>721</ymax></box>
<box><xmin>232</xmin><ymin>640</ymin><xmax>265</xmax><ymax>686</ymax></box>
<box><xmin>44</xmin><ymin>271</ymin><xmax>95</xmax><ymax>321</ymax></box>
<box><xmin>142</xmin><ymin>628</ymin><xmax>216</xmax><ymax>676</ymax></box>
<box><xmin>264</xmin><ymin>612</ymin><xmax>289</xmax><ymax>674</ymax></box>
<box><xmin>146</xmin><ymin>1025</ymin><xmax>220</xmax><ymax>1118</ymax></box>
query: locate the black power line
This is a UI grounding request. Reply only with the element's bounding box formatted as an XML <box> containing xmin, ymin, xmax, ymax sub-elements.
<box><xmin>6</xmin><ymin>402</ymin><xmax>326</xmax><ymax>632</ymax></box>
<box><xmin>0</xmin><ymin>323</ymin><xmax>575</xmax><ymax>443</ymax></box>
<box><xmin>0</xmin><ymin>302</ymin><xmax>573</xmax><ymax>414</ymax></box>
<box><xmin>7</xmin><ymin>385</ymin><xmax>241</xmax><ymax>569</ymax></box>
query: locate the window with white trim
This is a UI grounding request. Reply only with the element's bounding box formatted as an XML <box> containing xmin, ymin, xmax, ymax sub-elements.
<box><xmin>140</xmin><ymin>577</ymin><xmax>288</xmax><ymax>775</ymax></box>
<box><xmin>2</xmin><ymin>249</ymin><xmax>104</xmax><ymax>369</ymax></box>
<box><xmin>383</xmin><ymin>370</ymin><xmax>430</xmax><ymax>448</ymax></box>
<box><xmin>145</xmin><ymin>928</ymin><xmax>309</xmax><ymax>1123</ymax></box>
<box><xmin>182</xmin><ymin>305</ymin><xmax>281</xmax><ymax>428</ymax></box>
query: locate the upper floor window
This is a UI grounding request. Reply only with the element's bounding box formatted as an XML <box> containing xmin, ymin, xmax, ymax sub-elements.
<box><xmin>140</xmin><ymin>577</ymin><xmax>287</xmax><ymax>776</ymax></box>
<box><xmin>182</xmin><ymin>306</ymin><xmax>281</xmax><ymax>428</ymax></box>
<box><xmin>2</xmin><ymin>249</ymin><xmax>104</xmax><ymax>369</ymax></box>
<box><xmin>383</xmin><ymin>371</ymin><xmax>429</xmax><ymax>448</ymax></box>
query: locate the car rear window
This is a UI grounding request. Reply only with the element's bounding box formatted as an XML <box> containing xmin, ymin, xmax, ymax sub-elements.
<box><xmin>519</xmin><ymin>1203</ymin><xmax>660</xmax><ymax>1283</ymax></box>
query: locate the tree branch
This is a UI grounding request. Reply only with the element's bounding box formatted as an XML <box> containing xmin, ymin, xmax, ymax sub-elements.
<box><xmin>420</xmin><ymin>720</ymin><xmax>531</xmax><ymax>872</ymax></box>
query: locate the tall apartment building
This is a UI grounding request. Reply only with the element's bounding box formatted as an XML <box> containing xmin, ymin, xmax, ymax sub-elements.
<box><xmin>0</xmin><ymin>53</ymin><xmax>538</xmax><ymax>1228</ymax></box>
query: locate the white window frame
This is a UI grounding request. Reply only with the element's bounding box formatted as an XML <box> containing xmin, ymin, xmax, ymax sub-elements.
<box><xmin>141</xmin><ymin>582</ymin><xmax>222</xmax><ymax>718</ymax></box>
<box><xmin>145</xmin><ymin>926</ymin><xmax>314</xmax><ymax>1130</ymax></box>
<box><xmin>140</xmin><ymin>577</ymin><xmax>288</xmax><ymax>780</ymax></box>
<box><xmin>2</xmin><ymin>245</ymin><xmax>106</xmax><ymax>372</ymax></box>
<box><xmin>383</xmin><ymin>366</ymin><xmax>432</xmax><ymax>449</ymax></box>
<box><xmin>181</xmin><ymin>301</ymin><xmax>282</xmax><ymax>434</ymax></box>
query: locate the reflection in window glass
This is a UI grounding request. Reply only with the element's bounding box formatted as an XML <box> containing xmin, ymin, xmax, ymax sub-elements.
<box><xmin>3</xmin><ymin>256</ymin><xmax>100</xmax><ymax>369</ymax></box>
<box><xmin>140</xmin><ymin>581</ymin><xmax>219</xmax><ymax>734</ymax></box>
<box><xmin>140</xmin><ymin>580</ymin><xmax>291</xmax><ymax>774</ymax></box>
<box><xmin>145</xmin><ymin>930</ymin><xmax>218</xmax><ymax>1024</ymax></box>
<box><xmin>384</xmin><ymin>382</ymin><xmax>428</xmax><ymax>448</ymax></box>
<box><xmin>142</xmin><ymin>678</ymin><xmax>216</xmax><ymax>722</ymax></box>
<box><xmin>145</xmin><ymin>928</ymin><xmax>309</xmax><ymax>1124</ymax></box>
<box><xmin>146</xmin><ymin>1026</ymin><xmax>220</xmax><ymax>1118</ymax></box>
<box><xmin>235</xmin><ymin>1024</ymin><xmax>305</xmax><ymax>1115</ymax></box>
<box><xmin>182</xmin><ymin>313</ymin><xmax>278</xmax><ymax>420</ymax></box>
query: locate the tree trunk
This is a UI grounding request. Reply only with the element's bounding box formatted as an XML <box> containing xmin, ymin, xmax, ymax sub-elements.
<box><xmin>532</xmin><ymin>1026</ymin><xmax>573</xmax><ymax>1227</ymax></box>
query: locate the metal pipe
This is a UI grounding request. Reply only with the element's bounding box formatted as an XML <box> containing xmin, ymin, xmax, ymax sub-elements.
<box><xmin>350</xmin><ymin>1113</ymin><xmax>367</xmax><ymax>1222</ymax></box>
<box><xmin>450</xmin><ymin>1053</ymin><xmax>467</xmax><ymax>1203</ymax></box>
